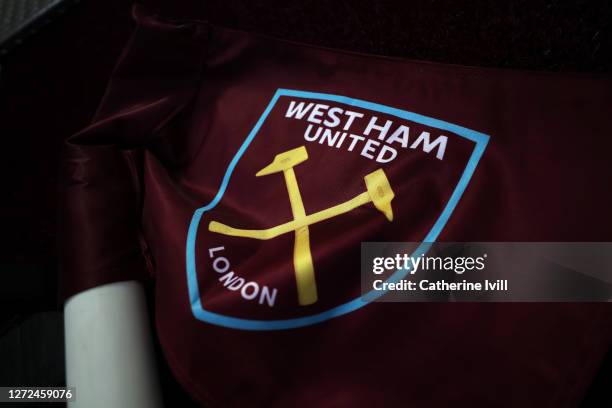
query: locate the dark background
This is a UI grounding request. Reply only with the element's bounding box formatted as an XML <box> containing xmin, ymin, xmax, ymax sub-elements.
<box><xmin>0</xmin><ymin>1</ymin><xmax>610</xmax><ymax>406</ymax></box>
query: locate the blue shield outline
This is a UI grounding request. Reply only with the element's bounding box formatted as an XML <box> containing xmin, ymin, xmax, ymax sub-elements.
<box><xmin>185</xmin><ymin>88</ymin><xmax>490</xmax><ymax>330</ymax></box>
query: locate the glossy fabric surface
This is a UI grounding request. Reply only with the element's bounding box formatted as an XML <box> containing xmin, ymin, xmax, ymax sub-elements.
<box><xmin>60</xmin><ymin>9</ymin><xmax>612</xmax><ymax>407</ymax></box>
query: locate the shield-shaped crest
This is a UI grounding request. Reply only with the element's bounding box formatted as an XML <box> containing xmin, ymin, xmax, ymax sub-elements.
<box><xmin>186</xmin><ymin>89</ymin><xmax>489</xmax><ymax>330</ymax></box>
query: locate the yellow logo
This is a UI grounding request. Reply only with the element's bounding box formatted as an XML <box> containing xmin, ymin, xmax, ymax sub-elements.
<box><xmin>209</xmin><ymin>145</ymin><xmax>395</xmax><ymax>306</ymax></box>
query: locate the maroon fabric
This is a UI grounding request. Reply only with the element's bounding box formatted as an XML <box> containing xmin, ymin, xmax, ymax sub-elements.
<box><xmin>60</xmin><ymin>9</ymin><xmax>612</xmax><ymax>408</ymax></box>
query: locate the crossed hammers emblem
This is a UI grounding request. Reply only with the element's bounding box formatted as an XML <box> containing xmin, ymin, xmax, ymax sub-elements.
<box><xmin>209</xmin><ymin>145</ymin><xmax>395</xmax><ymax>306</ymax></box>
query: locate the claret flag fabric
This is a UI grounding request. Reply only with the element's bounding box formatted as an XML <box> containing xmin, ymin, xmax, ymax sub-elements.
<box><xmin>60</xmin><ymin>7</ymin><xmax>612</xmax><ymax>407</ymax></box>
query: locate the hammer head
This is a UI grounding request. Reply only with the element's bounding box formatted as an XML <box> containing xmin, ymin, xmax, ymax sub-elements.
<box><xmin>256</xmin><ymin>146</ymin><xmax>309</xmax><ymax>176</ymax></box>
<box><xmin>364</xmin><ymin>169</ymin><xmax>395</xmax><ymax>221</ymax></box>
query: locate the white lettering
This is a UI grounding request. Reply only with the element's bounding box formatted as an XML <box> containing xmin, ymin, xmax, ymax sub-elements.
<box><xmin>323</xmin><ymin>107</ymin><xmax>343</xmax><ymax>128</ymax></box>
<box><xmin>259</xmin><ymin>286</ymin><xmax>278</xmax><ymax>307</ymax></box>
<box><xmin>286</xmin><ymin>101</ymin><xmax>314</xmax><ymax>119</ymax></box>
<box><xmin>241</xmin><ymin>282</ymin><xmax>259</xmax><ymax>300</ymax></box>
<box><xmin>376</xmin><ymin>145</ymin><xmax>397</xmax><ymax>163</ymax></box>
<box><xmin>364</xmin><ymin>116</ymin><xmax>393</xmax><ymax>140</ymax></box>
<box><xmin>410</xmin><ymin>132</ymin><xmax>448</xmax><ymax>160</ymax></box>
<box><xmin>360</xmin><ymin>139</ymin><xmax>380</xmax><ymax>160</ymax></box>
<box><xmin>307</xmin><ymin>104</ymin><xmax>330</xmax><ymax>124</ymax></box>
<box><xmin>212</xmin><ymin>257</ymin><xmax>230</xmax><ymax>273</ymax></box>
